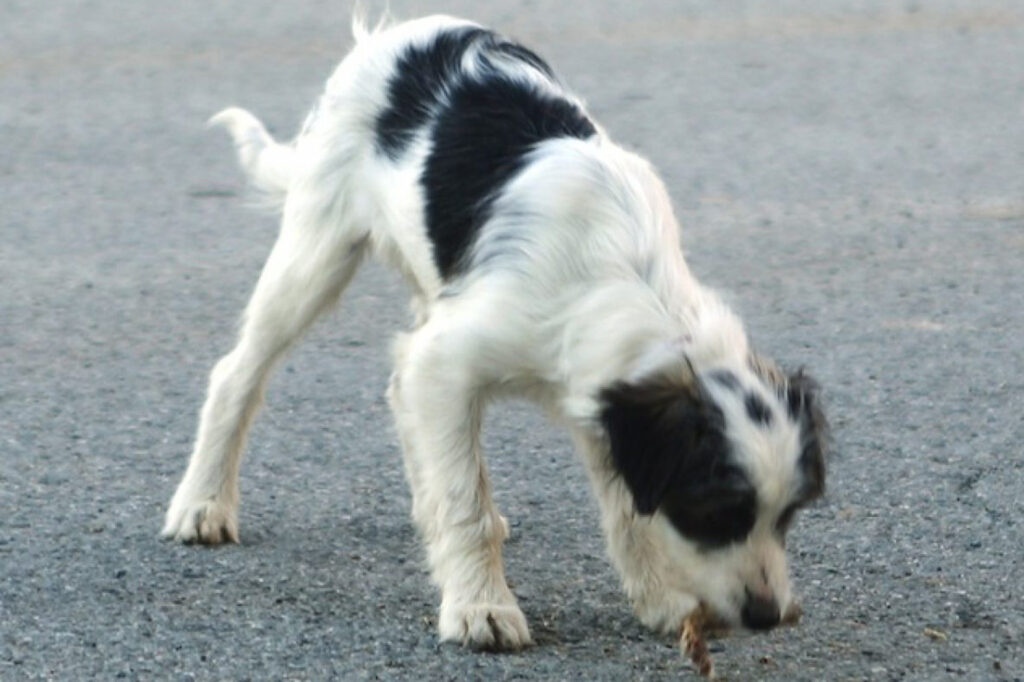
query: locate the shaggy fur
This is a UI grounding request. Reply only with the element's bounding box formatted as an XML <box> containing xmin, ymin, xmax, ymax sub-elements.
<box><xmin>163</xmin><ymin>15</ymin><xmax>828</xmax><ymax>650</ymax></box>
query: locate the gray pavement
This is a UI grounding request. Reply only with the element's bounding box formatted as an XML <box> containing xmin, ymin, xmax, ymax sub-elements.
<box><xmin>2</xmin><ymin>1</ymin><xmax>1023</xmax><ymax>679</ymax></box>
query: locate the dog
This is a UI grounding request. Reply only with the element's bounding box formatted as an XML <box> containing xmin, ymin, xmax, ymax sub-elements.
<box><xmin>163</xmin><ymin>15</ymin><xmax>827</xmax><ymax>651</ymax></box>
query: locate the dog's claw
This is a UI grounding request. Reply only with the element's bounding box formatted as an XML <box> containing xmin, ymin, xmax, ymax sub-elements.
<box><xmin>440</xmin><ymin>600</ymin><xmax>532</xmax><ymax>651</ymax></box>
<box><xmin>162</xmin><ymin>496</ymin><xmax>238</xmax><ymax>545</ymax></box>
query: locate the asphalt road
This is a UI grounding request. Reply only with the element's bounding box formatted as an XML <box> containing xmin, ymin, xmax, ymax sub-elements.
<box><xmin>2</xmin><ymin>1</ymin><xmax>1023</xmax><ymax>680</ymax></box>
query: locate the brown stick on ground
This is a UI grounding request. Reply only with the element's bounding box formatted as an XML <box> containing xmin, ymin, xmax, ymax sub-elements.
<box><xmin>679</xmin><ymin>605</ymin><xmax>715</xmax><ymax>679</ymax></box>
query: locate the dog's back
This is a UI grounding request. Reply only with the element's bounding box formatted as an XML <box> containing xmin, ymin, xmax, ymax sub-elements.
<box><xmin>214</xmin><ymin>17</ymin><xmax>693</xmax><ymax>317</ymax></box>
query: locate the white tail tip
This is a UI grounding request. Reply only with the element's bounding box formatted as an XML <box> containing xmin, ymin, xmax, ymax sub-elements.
<box><xmin>208</xmin><ymin>107</ymin><xmax>294</xmax><ymax>198</ymax></box>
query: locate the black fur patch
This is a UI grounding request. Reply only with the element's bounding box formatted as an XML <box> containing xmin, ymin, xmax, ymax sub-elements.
<box><xmin>786</xmin><ymin>371</ymin><xmax>828</xmax><ymax>500</ymax></box>
<box><xmin>422</xmin><ymin>73</ymin><xmax>595</xmax><ymax>277</ymax></box>
<box><xmin>774</xmin><ymin>502</ymin><xmax>800</xmax><ymax>536</ymax></box>
<box><xmin>599</xmin><ymin>377</ymin><xmax>756</xmax><ymax>549</ymax></box>
<box><xmin>666</xmin><ymin>486</ymin><xmax>757</xmax><ymax>550</ymax></box>
<box><xmin>375</xmin><ymin>26</ymin><xmax>489</xmax><ymax>159</ymax></box>
<box><xmin>708</xmin><ymin>369</ymin><xmax>741</xmax><ymax>391</ymax></box>
<box><xmin>488</xmin><ymin>41</ymin><xmax>556</xmax><ymax>78</ymax></box>
<box><xmin>375</xmin><ymin>26</ymin><xmax>594</xmax><ymax>278</ymax></box>
<box><xmin>744</xmin><ymin>392</ymin><xmax>773</xmax><ymax>426</ymax></box>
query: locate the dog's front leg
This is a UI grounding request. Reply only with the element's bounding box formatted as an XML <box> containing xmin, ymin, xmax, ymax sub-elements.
<box><xmin>599</xmin><ymin>497</ymin><xmax>701</xmax><ymax>635</ymax></box>
<box><xmin>571</xmin><ymin>429</ymin><xmax>700</xmax><ymax>633</ymax></box>
<box><xmin>395</xmin><ymin>327</ymin><xmax>531</xmax><ymax>651</ymax></box>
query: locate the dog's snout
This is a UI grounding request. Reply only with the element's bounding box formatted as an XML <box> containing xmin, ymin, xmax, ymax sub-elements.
<box><xmin>741</xmin><ymin>591</ymin><xmax>780</xmax><ymax>631</ymax></box>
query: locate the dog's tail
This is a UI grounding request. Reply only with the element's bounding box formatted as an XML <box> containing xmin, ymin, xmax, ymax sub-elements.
<box><xmin>209</xmin><ymin>107</ymin><xmax>295</xmax><ymax>205</ymax></box>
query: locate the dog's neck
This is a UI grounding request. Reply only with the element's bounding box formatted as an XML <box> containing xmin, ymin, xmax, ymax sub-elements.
<box><xmin>557</xmin><ymin>282</ymin><xmax>752</xmax><ymax>421</ymax></box>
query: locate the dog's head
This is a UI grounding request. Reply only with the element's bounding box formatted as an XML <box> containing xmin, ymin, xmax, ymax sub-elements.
<box><xmin>599</xmin><ymin>354</ymin><xmax>827</xmax><ymax>630</ymax></box>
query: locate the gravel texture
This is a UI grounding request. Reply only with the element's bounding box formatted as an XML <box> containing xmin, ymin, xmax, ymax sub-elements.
<box><xmin>2</xmin><ymin>1</ymin><xmax>1023</xmax><ymax>679</ymax></box>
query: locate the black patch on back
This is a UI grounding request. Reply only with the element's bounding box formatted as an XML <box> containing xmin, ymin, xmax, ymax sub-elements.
<box><xmin>374</xmin><ymin>26</ymin><xmax>592</xmax><ymax>278</ymax></box>
<box><xmin>599</xmin><ymin>377</ymin><xmax>756</xmax><ymax>549</ymax></box>
<box><xmin>375</xmin><ymin>27</ymin><xmax>489</xmax><ymax>159</ymax></box>
<box><xmin>744</xmin><ymin>392</ymin><xmax>773</xmax><ymax>426</ymax></box>
<box><xmin>489</xmin><ymin>41</ymin><xmax>556</xmax><ymax>78</ymax></box>
<box><xmin>422</xmin><ymin>74</ymin><xmax>595</xmax><ymax>277</ymax></box>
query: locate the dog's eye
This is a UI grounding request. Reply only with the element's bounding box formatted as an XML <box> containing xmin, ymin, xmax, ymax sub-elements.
<box><xmin>775</xmin><ymin>503</ymin><xmax>800</xmax><ymax>534</ymax></box>
<box><xmin>664</xmin><ymin>493</ymin><xmax>756</xmax><ymax>549</ymax></box>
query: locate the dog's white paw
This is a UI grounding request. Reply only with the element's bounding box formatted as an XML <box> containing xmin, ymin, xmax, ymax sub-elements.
<box><xmin>438</xmin><ymin>599</ymin><xmax>532</xmax><ymax>651</ymax></box>
<box><xmin>632</xmin><ymin>589</ymin><xmax>700</xmax><ymax>634</ymax></box>
<box><xmin>162</xmin><ymin>494</ymin><xmax>238</xmax><ymax>545</ymax></box>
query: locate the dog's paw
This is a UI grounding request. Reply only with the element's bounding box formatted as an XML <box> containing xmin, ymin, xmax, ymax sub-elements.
<box><xmin>438</xmin><ymin>600</ymin><xmax>532</xmax><ymax>651</ymax></box>
<box><xmin>162</xmin><ymin>495</ymin><xmax>238</xmax><ymax>545</ymax></box>
<box><xmin>632</xmin><ymin>589</ymin><xmax>700</xmax><ymax>635</ymax></box>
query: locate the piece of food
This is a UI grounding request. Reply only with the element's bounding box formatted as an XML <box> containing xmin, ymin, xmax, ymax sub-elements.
<box><xmin>679</xmin><ymin>605</ymin><xmax>715</xmax><ymax>678</ymax></box>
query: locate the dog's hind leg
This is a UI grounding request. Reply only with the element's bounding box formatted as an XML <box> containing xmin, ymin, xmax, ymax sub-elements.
<box><xmin>163</xmin><ymin>202</ymin><xmax>369</xmax><ymax>544</ymax></box>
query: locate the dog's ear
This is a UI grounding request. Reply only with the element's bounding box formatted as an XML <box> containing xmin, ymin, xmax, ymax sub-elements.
<box><xmin>784</xmin><ymin>370</ymin><xmax>828</xmax><ymax>499</ymax></box>
<box><xmin>750</xmin><ymin>354</ymin><xmax>829</xmax><ymax>500</ymax></box>
<box><xmin>599</xmin><ymin>372</ymin><xmax>728</xmax><ymax>514</ymax></box>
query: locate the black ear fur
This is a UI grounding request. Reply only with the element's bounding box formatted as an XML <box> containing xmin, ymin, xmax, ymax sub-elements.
<box><xmin>599</xmin><ymin>376</ymin><xmax>728</xmax><ymax>515</ymax></box>
<box><xmin>785</xmin><ymin>370</ymin><xmax>828</xmax><ymax>500</ymax></box>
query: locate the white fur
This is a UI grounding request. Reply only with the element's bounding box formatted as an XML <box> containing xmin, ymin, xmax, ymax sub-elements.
<box><xmin>163</xmin><ymin>15</ymin><xmax>810</xmax><ymax>651</ymax></box>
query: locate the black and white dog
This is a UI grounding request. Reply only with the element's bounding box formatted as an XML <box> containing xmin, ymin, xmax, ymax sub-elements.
<box><xmin>163</xmin><ymin>15</ymin><xmax>827</xmax><ymax>651</ymax></box>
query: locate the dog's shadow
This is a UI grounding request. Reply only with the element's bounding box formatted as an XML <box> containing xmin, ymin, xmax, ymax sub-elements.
<box><xmin>173</xmin><ymin>507</ymin><xmax>641</xmax><ymax>653</ymax></box>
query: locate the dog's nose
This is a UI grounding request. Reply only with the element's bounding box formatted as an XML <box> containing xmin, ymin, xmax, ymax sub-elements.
<box><xmin>741</xmin><ymin>592</ymin><xmax>781</xmax><ymax>630</ymax></box>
